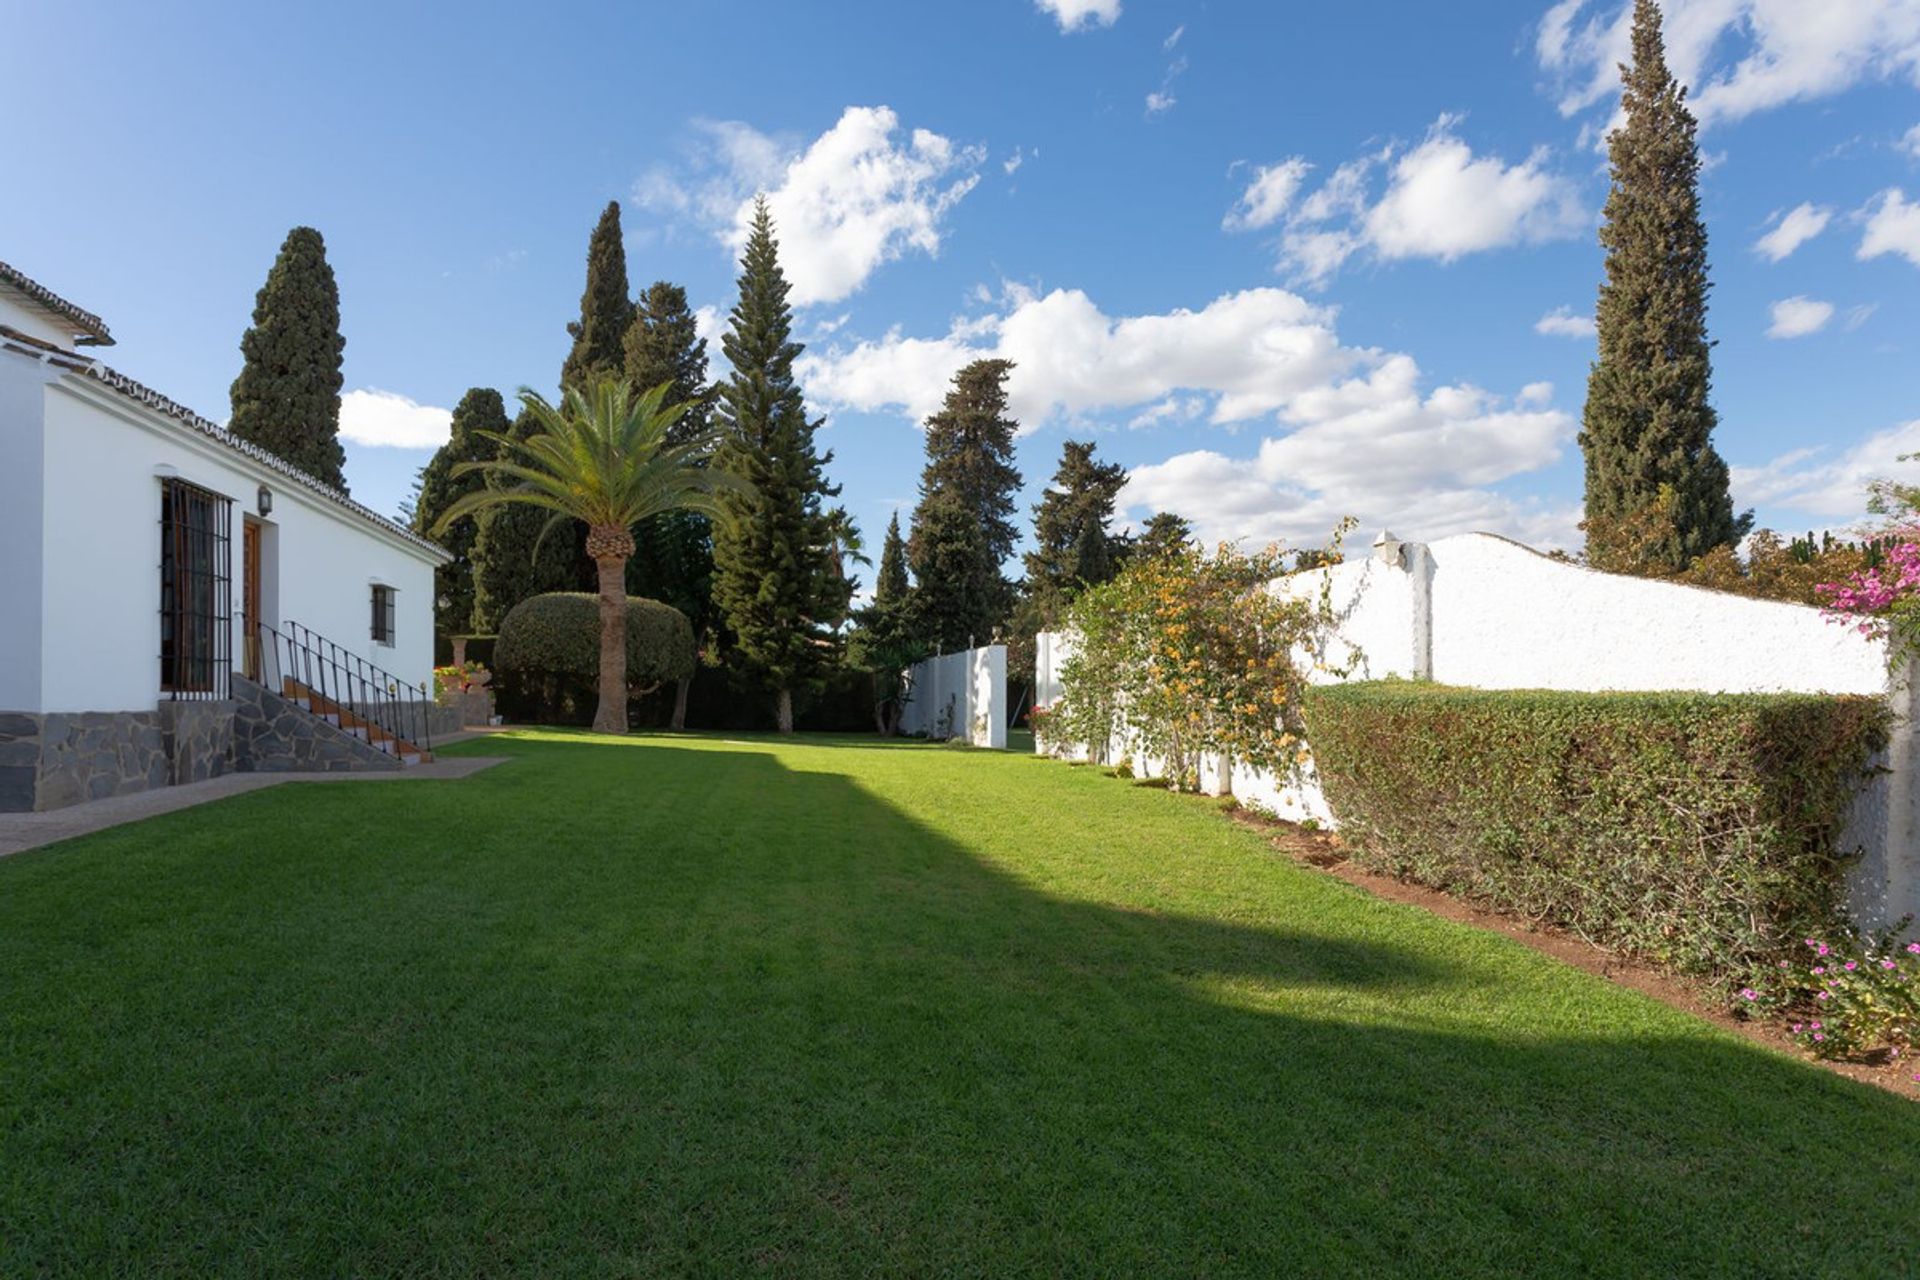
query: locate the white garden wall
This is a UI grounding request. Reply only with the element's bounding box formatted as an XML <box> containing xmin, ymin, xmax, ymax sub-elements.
<box><xmin>900</xmin><ymin>644</ymin><xmax>1007</xmax><ymax>748</ymax></box>
<box><xmin>1037</xmin><ymin>532</ymin><xmax>1916</xmax><ymax>931</ymax></box>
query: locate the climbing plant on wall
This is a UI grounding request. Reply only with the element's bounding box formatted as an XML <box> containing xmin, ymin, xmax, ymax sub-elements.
<box><xmin>1053</xmin><ymin>522</ymin><xmax>1355</xmax><ymax>786</ymax></box>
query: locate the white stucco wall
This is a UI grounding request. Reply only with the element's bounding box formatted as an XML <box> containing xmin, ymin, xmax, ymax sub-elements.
<box><xmin>12</xmin><ymin>371</ymin><xmax>440</xmax><ymax>714</ymax></box>
<box><xmin>0</xmin><ymin>352</ymin><xmax>51</xmax><ymax>710</ymax></box>
<box><xmin>900</xmin><ymin>645</ymin><xmax>1008</xmax><ymax>748</ymax></box>
<box><xmin>1036</xmin><ymin>532</ymin><xmax>1913</xmax><ymax>928</ymax></box>
<box><xmin>0</xmin><ymin>294</ymin><xmax>77</xmax><ymax>352</ymax></box>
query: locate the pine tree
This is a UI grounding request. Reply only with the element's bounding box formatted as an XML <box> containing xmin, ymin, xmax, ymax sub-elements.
<box><xmin>561</xmin><ymin>201</ymin><xmax>635</xmax><ymax>392</ymax></box>
<box><xmin>906</xmin><ymin>359</ymin><xmax>1023</xmax><ymax>651</ymax></box>
<box><xmin>228</xmin><ymin>226</ymin><xmax>348</xmax><ymax>489</ymax></box>
<box><xmin>413</xmin><ymin>388</ymin><xmax>510</xmax><ymax>639</ymax></box>
<box><xmin>468</xmin><ymin>406</ymin><xmax>584</xmax><ymax>633</ymax></box>
<box><xmin>1020</xmin><ymin>439</ymin><xmax>1129</xmax><ymax>626</ymax></box>
<box><xmin>1135</xmin><ymin>511</ymin><xmax>1194</xmax><ymax>560</ymax></box>
<box><xmin>1580</xmin><ymin>0</ymin><xmax>1749</xmax><ymax>572</ymax></box>
<box><xmin>622</xmin><ymin>281</ymin><xmax>718</xmax><ymax>634</ymax></box>
<box><xmin>710</xmin><ymin>199</ymin><xmax>847</xmax><ymax>733</ymax></box>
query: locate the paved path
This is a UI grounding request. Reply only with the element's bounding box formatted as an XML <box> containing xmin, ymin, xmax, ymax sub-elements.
<box><xmin>0</xmin><ymin>755</ymin><xmax>510</xmax><ymax>859</ymax></box>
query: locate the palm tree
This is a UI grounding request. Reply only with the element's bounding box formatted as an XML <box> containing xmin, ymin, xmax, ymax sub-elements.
<box><xmin>432</xmin><ymin>377</ymin><xmax>737</xmax><ymax>734</ymax></box>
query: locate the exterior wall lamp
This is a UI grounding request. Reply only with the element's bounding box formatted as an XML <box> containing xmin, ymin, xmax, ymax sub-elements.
<box><xmin>1372</xmin><ymin>529</ymin><xmax>1405</xmax><ymax>568</ymax></box>
<box><xmin>256</xmin><ymin>485</ymin><xmax>273</xmax><ymax>517</ymax></box>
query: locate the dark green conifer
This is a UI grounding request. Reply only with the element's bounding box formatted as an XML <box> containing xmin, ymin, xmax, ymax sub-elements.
<box><xmin>228</xmin><ymin>226</ymin><xmax>348</xmax><ymax>489</ymax></box>
<box><xmin>561</xmin><ymin>201</ymin><xmax>635</xmax><ymax>391</ymax></box>
<box><xmin>1580</xmin><ymin>0</ymin><xmax>1749</xmax><ymax>571</ymax></box>
<box><xmin>1020</xmin><ymin>439</ymin><xmax>1128</xmax><ymax>625</ymax></box>
<box><xmin>622</xmin><ymin>281</ymin><xmax>718</xmax><ymax>650</ymax></box>
<box><xmin>850</xmin><ymin>511</ymin><xmax>925</xmax><ymax>736</ymax></box>
<box><xmin>710</xmin><ymin>199</ymin><xmax>847</xmax><ymax>733</ymax></box>
<box><xmin>907</xmin><ymin>359</ymin><xmax>1023</xmax><ymax>650</ymax></box>
<box><xmin>1134</xmin><ymin>511</ymin><xmax>1194</xmax><ymax>560</ymax></box>
<box><xmin>413</xmin><ymin>388</ymin><xmax>510</xmax><ymax>638</ymax></box>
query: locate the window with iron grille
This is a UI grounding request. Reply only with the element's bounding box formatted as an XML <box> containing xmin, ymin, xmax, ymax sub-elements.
<box><xmin>159</xmin><ymin>479</ymin><xmax>232</xmax><ymax>697</ymax></box>
<box><xmin>371</xmin><ymin>585</ymin><xmax>396</xmax><ymax>645</ymax></box>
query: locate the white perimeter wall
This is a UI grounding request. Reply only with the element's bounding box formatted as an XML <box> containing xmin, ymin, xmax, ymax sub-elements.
<box><xmin>1037</xmin><ymin>532</ymin><xmax>1915</xmax><ymax>931</ymax></box>
<box><xmin>19</xmin><ymin>373</ymin><xmax>439</xmax><ymax>713</ymax></box>
<box><xmin>900</xmin><ymin>645</ymin><xmax>1007</xmax><ymax>748</ymax></box>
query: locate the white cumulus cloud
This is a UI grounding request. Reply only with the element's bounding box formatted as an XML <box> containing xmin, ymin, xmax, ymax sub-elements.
<box><xmin>1535</xmin><ymin>305</ymin><xmax>1597</xmax><ymax>337</ymax></box>
<box><xmin>1734</xmin><ymin>417</ymin><xmax>1920</xmax><ymax>517</ymax></box>
<box><xmin>338</xmin><ymin>389</ymin><xmax>452</xmax><ymax>449</ymax></box>
<box><xmin>798</xmin><ymin>283</ymin><xmax>1576</xmax><ymax>547</ymax></box>
<box><xmin>1858</xmin><ymin>187</ymin><xmax>1920</xmax><ymax>266</ymax></box>
<box><xmin>1223</xmin><ymin>159</ymin><xmax>1311</xmax><ymax>232</ymax></box>
<box><xmin>1229</xmin><ymin>119</ymin><xmax>1584</xmax><ymax>286</ymax></box>
<box><xmin>1766</xmin><ymin>296</ymin><xmax>1836</xmax><ymax>338</ymax></box>
<box><xmin>635</xmin><ymin>106</ymin><xmax>984</xmax><ymax>306</ymax></box>
<box><xmin>1036</xmin><ymin>0</ymin><xmax>1120</xmax><ymax>31</ymax></box>
<box><xmin>1538</xmin><ymin>0</ymin><xmax>1920</xmax><ymax>130</ymax></box>
<box><xmin>1754</xmin><ymin>202</ymin><xmax>1833</xmax><ymax>261</ymax></box>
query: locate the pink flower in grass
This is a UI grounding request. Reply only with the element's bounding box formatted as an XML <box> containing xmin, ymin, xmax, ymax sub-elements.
<box><xmin>1813</xmin><ymin>966</ymin><xmax>1826</xmax><ymax>975</ymax></box>
<box><xmin>1845</xmin><ymin>961</ymin><xmax>1859</xmax><ymax>971</ymax></box>
<box><xmin>1814</xmin><ymin>1032</ymin><xmax>1827</xmax><ymax>1042</ymax></box>
<box><xmin>1740</xmin><ymin>988</ymin><xmax>1757</xmax><ymax>1001</ymax></box>
<box><xmin>1907</xmin><ymin>942</ymin><xmax>1920</xmax><ymax>955</ymax></box>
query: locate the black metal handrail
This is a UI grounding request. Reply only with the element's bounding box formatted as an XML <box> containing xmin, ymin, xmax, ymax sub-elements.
<box><xmin>255</xmin><ymin>620</ymin><xmax>435</xmax><ymax>758</ymax></box>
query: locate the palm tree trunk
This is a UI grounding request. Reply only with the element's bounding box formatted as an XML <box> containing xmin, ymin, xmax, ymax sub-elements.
<box><xmin>593</xmin><ymin>553</ymin><xmax>628</xmax><ymax>734</ymax></box>
<box><xmin>776</xmin><ymin>687</ymin><xmax>794</xmax><ymax>735</ymax></box>
<box><xmin>671</xmin><ymin>677</ymin><xmax>690</xmax><ymax>731</ymax></box>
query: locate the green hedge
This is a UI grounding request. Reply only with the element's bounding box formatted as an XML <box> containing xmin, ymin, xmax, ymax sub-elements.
<box><xmin>495</xmin><ymin>593</ymin><xmax>694</xmax><ymax>687</ymax></box>
<box><xmin>1302</xmin><ymin>682</ymin><xmax>1890</xmax><ymax>990</ymax></box>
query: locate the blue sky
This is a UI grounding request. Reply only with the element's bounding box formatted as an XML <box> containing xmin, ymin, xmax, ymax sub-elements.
<box><xmin>6</xmin><ymin>0</ymin><xmax>1919</xmax><ymax>558</ymax></box>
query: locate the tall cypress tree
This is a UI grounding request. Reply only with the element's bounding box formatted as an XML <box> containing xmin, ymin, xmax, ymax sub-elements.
<box><xmin>907</xmin><ymin>359</ymin><xmax>1023</xmax><ymax>651</ymax></box>
<box><xmin>229</xmin><ymin>226</ymin><xmax>348</xmax><ymax>489</ymax></box>
<box><xmin>1581</xmin><ymin>0</ymin><xmax>1748</xmax><ymax>571</ymax></box>
<box><xmin>851</xmin><ymin>512</ymin><xmax>922</xmax><ymax>736</ymax></box>
<box><xmin>561</xmin><ymin>201</ymin><xmax>635</xmax><ymax>392</ymax></box>
<box><xmin>548</xmin><ymin>201</ymin><xmax>637</xmax><ymax>589</ymax></box>
<box><xmin>710</xmin><ymin>199</ymin><xmax>847</xmax><ymax>733</ymax></box>
<box><xmin>622</xmin><ymin>281</ymin><xmax>718</xmax><ymax>638</ymax></box>
<box><xmin>413</xmin><ymin>388</ymin><xmax>510</xmax><ymax>639</ymax></box>
<box><xmin>468</xmin><ymin>406</ymin><xmax>581</xmax><ymax>633</ymax></box>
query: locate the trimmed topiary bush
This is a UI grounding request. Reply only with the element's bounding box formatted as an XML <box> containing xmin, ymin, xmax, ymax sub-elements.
<box><xmin>494</xmin><ymin>594</ymin><xmax>694</xmax><ymax>724</ymax></box>
<box><xmin>1302</xmin><ymin>682</ymin><xmax>1890</xmax><ymax>992</ymax></box>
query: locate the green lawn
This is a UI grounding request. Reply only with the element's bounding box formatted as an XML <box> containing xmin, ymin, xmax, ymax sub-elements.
<box><xmin>3</xmin><ymin>731</ymin><xmax>1916</xmax><ymax>1276</ymax></box>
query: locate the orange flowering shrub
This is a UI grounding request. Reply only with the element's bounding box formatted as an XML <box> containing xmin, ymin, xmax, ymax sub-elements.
<box><xmin>1055</xmin><ymin>522</ymin><xmax>1354</xmax><ymax>787</ymax></box>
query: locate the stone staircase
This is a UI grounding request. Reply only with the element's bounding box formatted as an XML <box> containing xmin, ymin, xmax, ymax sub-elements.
<box><xmin>281</xmin><ymin>678</ymin><xmax>431</xmax><ymax>766</ymax></box>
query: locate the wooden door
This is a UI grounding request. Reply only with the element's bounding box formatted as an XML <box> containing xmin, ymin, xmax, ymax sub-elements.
<box><xmin>242</xmin><ymin>521</ymin><xmax>262</xmax><ymax>680</ymax></box>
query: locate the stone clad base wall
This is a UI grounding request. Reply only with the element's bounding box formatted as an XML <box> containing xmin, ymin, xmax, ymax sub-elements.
<box><xmin>1</xmin><ymin>682</ymin><xmax>402</xmax><ymax>813</ymax></box>
<box><xmin>231</xmin><ymin>677</ymin><xmax>403</xmax><ymax>774</ymax></box>
<box><xmin>0</xmin><ymin>710</ymin><xmax>170</xmax><ymax>812</ymax></box>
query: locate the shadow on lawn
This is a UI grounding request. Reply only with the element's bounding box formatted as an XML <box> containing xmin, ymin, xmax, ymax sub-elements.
<box><xmin>5</xmin><ymin>733</ymin><xmax>1920</xmax><ymax>1276</ymax></box>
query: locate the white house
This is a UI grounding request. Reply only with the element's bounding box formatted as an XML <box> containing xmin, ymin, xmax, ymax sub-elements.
<box><xmin>0</xmin><ymin>259</ymin><xmax>451</xmax><ymax>811</ymax></box>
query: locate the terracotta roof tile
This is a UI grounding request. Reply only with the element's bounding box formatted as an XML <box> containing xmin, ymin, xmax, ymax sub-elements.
<box><xmin>0</xmin><ymin>261</ymin><xmax>114</xmax><ymax>346</ymax></box>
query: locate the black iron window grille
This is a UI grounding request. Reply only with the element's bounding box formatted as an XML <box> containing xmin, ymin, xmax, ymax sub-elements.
<box><xmin>371</xmin><ymin>585</ymin><xmax>396</xmax><ymax>645</ymax></box>
<box><xmin>159</xmin><ymin>478</ymin><xmax>232</xmax><ymax>698</ymax></box>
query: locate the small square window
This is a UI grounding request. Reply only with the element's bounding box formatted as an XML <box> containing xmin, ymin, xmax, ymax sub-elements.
<box><xmin>371</xmin><ymin>585</ymin><xmax>396</xmax><ymax>645</ymax></box>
